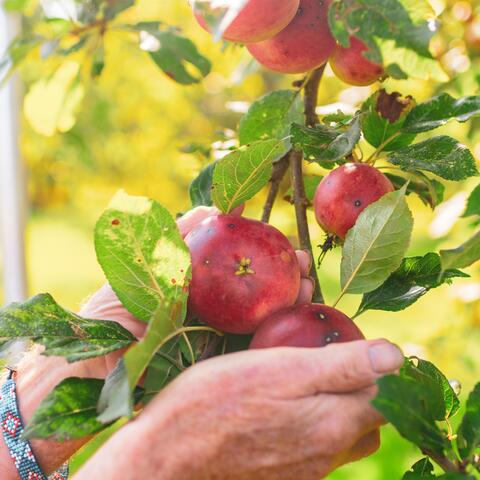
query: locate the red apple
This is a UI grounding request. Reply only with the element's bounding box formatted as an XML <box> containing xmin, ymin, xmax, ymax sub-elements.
<box><xmin>250</xmin><ymin>303</ymin><xmax>364</xmax><ymax>349</ymax></box>
<box><xmin>246</xmin><ymin>0</ymin><xmax>335</xmax><ymax>74</ymax></box>
<box><xmin>185</xmin><ymin>215</ymin><xmax>301</xmax><ymax>334</ymax></box>
<box><xmin>314</xmin><ymin>163</ymin><xmax>395</xmax><ymax>239</ymax></box>
<box><xmin>193</xmin><ymin>0</ymin><xmax>300</xmax><ymax>43</ymax></box>
<box><xmin>330</xmin><ymin>37</ymin><xmax>384</xmax><ymax>86</ymax></box>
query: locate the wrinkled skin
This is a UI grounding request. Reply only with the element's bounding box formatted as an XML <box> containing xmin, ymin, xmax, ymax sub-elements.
<box><xmin>185</xmin><ymin>215</ymin><xmax>301</xmax><ymax>334</ymax></box>
<box><xmin>193</xmin><ymin>0</ymin><xmax>300</xmax><ymax>43</ymax></box>
<box><xmin>314</xmin><ymin>163</ymin><xmax>395</xmax><ymax>239</ymax></box>
<box><xmin>247</xmin><ymin>0</ymin><xmax>335</xmax><ymax>73</ymax></box>
<box><xmin>330</xmin><ymin>37</ymin><xmax>384</xmax><ymax>86</ymax></box>
<box><xmin>250</xmin><ymin>303</ymin><xmax>364</xmax><ymax>349</ymax></box>
<box><xmin>75</xmin><ymin>339</ymin><xmax>405</xmax><ymax>480</ymax></box>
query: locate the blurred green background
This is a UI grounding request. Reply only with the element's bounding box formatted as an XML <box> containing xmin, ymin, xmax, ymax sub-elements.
<box><xmin>1</xmin><ymin>0</ymin><xmax>480</xmax><ymax>477</ymax></box>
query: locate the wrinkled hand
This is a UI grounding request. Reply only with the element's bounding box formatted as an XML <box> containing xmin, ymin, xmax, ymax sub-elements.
<box><xmin>74</xmin><ymin>339</ymin><xmax>404</xmax><ymax>480</ymax></box>
<box><xmin>80</xmin><ymin>206</ymin><xmax>315</xmax><ymax>371</ymax></box>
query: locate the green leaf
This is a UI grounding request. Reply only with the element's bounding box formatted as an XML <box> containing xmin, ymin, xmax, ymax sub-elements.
<box><xmin>402</xmin><ymin>358</ymin><xmax>460</xmax><ymax>421</ymax></box>
<box><xmin>356</xmin><ymin>253</ymin><xmax>468</xmax><ymax>316</ymax></box>
<box><xmin>385</xmin><ymin>172</ymin><xmax>445</xmax><ymax>209</ymax></box>
<box><xmin>328</xmin><ymin>0</ymin><xmax>436</xmax><ymax>79</ymax></box>
<box><xmin>340</xmin><ymin>186</ymin><xmax>413</xmax><ymax>296</ymax></box>
<box><xmin>373</xmin><ymin>374</ymin><xmax>448</xmax><ymax>456</ymax></box>
<box><xmin>127</xmin><ymin>24</ymin><xmax>210</xmax><ymax>84</ymax></box>
<box><xmin>402</xmin><ymin>458</ymin><xmax>435</xmax><ymax>479</ymax></box>
<box><xmin>458</xmin><ymin>383</ymin><xmax>480</xmax><ymax>460</ymax></box>
<box><xmin>403</xmin><ymin>94</ymin><xmax>480</xmax><ymax>134</ymax></box>
<box><xmin>238</xmin><ymin>90</ymin><xmax>304</xmax><ymax>146</ymax></box>
<box><xmin>388</xmin><ymin>136</ymin><xmax>478</xmax><ymax>181</ymax></box>
<box><xmin>361</xmin><ymin>90</ymin><xmax>417</xmax><ymax>151</ymax></box>
<box><xmin>91</xmin><ymin>43</ymin><xmax>105</xmax><ymax>78</ymax></box>
<box><xmin>94</xmin><ymin>190</ymin><xmax>191</xmax><ymax>324</ymax></box>
<box><xmin>23</xmin><ymin>378</ymin><xmax>109</xmax><ymax>441</ymax></box>
<box><xmin>463</xmin><ymin>183</ymin><xmax>480</xmax><ymax>218</ymax></box>
<box><xmin>0</xmin><ymin>294</ymin><xmax>136</xmax><ymax>362</ymax></box>
<box><xmin>189</xmin><ymin>161</ymin><xmax>217</xmax><ymax>207</ymax></box>
<box><xmin>291</xmin><ymin>115</ymin><xmax>361</xmax><ymax>164</ymax></box>
<box><xmin>440</xmin><ymin>231</ymin><xmax>480</xmax><ymax>271</ymax></box>
<box><xmin>211</xmin><ymin>140</ymin><xmax>288</xmax><ymax>213</ymax></box>
<box><xmin>98</xmin><ymin>308</ymin><xmax>177</xmax><ymax>422</ymax></box>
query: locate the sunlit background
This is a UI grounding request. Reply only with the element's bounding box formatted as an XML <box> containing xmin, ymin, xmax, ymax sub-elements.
<box><xmin>1</xmin><ymin>0</ymin><xmax>480</xmax><ymax>477</ymax></box>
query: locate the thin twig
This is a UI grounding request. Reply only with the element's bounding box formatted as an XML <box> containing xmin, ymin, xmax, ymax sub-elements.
<box><xmin>290</xmin><ymin>149</ymin><xmax>324</xmax><ymax>303</ymax></box>
<box><xmin>261</xmin><ymin>154</ymin><xmax>290</xmax><ymax>223</ymax></box>
<box><xmin>304</xmin><ymin>65</ymin><xmax>326</xmax><ymax>127</ymax></box>
<box><xmin>422</xmin><ymin>450</ymin><xmax>459</xmax><ymax>473</ymax></box>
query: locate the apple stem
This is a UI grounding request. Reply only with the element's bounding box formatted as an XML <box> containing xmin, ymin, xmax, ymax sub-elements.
<box><xmin>261</xmin><ymin>153</ymin><xmax>290</xmax><ymax>223</ymax></box>
<box><xmin>304</xmin><ymin>65</ymin><xmax>325</xmax><ymax>127</ymax></box>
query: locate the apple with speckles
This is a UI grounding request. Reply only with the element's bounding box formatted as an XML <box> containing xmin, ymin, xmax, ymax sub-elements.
<box><xmin>185</xmin><ymin>215</ymin><xmax>301</xmax><ymax>334</ymax></box>
<box><xmin>250</xmin><ymin>303</ymin><xmax>364</xmax><ymax>349</ymax></box>
<box><xmin>314</xmin><ymin>163</ymin><xmax>394</xmax><ymax>240</ymax></box>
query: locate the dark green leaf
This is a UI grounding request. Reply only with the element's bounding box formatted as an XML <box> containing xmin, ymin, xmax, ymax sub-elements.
<box><xmin>24</xmin><ymin>378</ymin><xmax>109</xmax><ymax>441</ymax></box>
<box><xmin>189</xmin><ymin>161</ymin><xmax>217</xmax><ymax>207</ymax></box>
<box><xmin>356</xmin><ymin>253</ymin><xmax>468</xmax><ymax>316</ymax></box>
<box><xmin>457</xmin><ymin>383</ymin><xmax>480</xmax><ymax>460</ymax></box>
<box><xmin>211</xmin><ymin>140</ymin><xmax>288</xmax><ymax>213</ymax></box>
<box><xmin>0</xmin><ymin>294</ymin><xmax>136</xmax><ymax>362</ymax></box>
<box><xmin>440</xmin><ymin>231</ymin><xmax>480</xmax><ymax>271</ymax></box>
<box><xmin>402</xmin><ymin>458</ymin><xmax>435</xmax><ymax>479</ymax></box>
<box><xmin>340</xmin><ymin>186</ymin><xmax>413</xmax><ymax>295</ymax></box>
<box><xmin>328</xmin><ymin>0</ymin><xmax>435</xmax><ymax>79</ymax></box>
<box><xmin>402</xmin><ymin>358</ymin><xmax>460</xmax><ymax>421</ymax></box>
<box><xmin>239</xmin><ymin>90</ymin><xmax>303</xmax><ymax>146</ymax></box>
<box><xmin>373</xmin><ymin>374</ymin><xmax>448</xmax><ymax>456</ymax></box>
<box><xmin>385</xmin><ymin>172</ymin><xmax>445</xmax><ymax>209</ymax></box>
<box><xmin>403</xmin><ymin>94</ymin><xmax>480</xmax><ymax>134</ymax></box>
<box><xmin>464</xmin><ymin>184</ymin><xmax>480</xmax><ymax>218</ymax></box>
<box><xmin>388</xmin><ymin>136</ymin><xmax>478</xmax><ymax>181</ymax></box>
<box><xmin>94</xmin><ymin>190</ymin><xmax>191</xmax><ymax>324</ymax></box>
<box><xmin>91</xmin><ymin>43</ymin><xmax>105</xmax><ymax>77</ymax></box>
<box><xmin>291</xmin><ymin>115</ymin><xmax>361</xmax><ymax>164</ymax></box>
<box><xmin>362</xmin><ymin>90</ymin><xmax>417</xmax><ymax>151</ymax></box>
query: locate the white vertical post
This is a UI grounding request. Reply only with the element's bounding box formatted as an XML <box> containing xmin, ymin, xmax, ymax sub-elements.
<box><xmin>0</xmin><ymin>10</ymin><xmax>28</xmax><ymax>304</ymax></box>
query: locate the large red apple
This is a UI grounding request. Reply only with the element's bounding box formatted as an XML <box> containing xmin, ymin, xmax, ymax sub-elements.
<box><xmin>246</xmin><ymin>0</ymin><xmax>335</xmax><ymax>74</ymax></box>
<box><xmin>314</xmin><ymin>163</ymin><xmax>394</xmax><ymax>239</ymax></box>
<box><xmin>185</xmin><ymin>215</ymin><xmax>301</xmax><ymax>334</ymax></box>
<box><xmin>192</xmin><ymin>0</ymin><xmax>300</xmax><ymax>43</ymax></box>
<box><xmin>250</xmin><ymin>303</ymin><xmax>364</xmax><ymax>349</ymax></box>
<box><xmin>330</xmin><ymin>37</ymin><xmax>384</xmax><ymax>86</ymax></box>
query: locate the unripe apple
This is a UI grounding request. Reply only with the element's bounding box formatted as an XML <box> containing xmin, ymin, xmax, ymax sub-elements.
<box><xmin>314</xmin><ymin>163</ymin><xmax>394</xmax><ymax>239</ymax></box>
<box><xmin>330</xmin><ymin>37</ymin><xmax>384</xmax><ymax>86</ymax></box>
<box><xmin>193</xmin><ymin>0</ymin><xmax>300</xmax><ymax>43</ymax></box>
<box><xmin>246</xmin><ymin>0</ymin><xmax>335</xmax><ymax>74</ymax></box>
<box><xmin>185</xmin><ymin>215</ymin><xmax>301</xmax><ymax>334</ymax></box>
<box><xmin>250</xmin><ymin>303</ymin><xmax>364</xmax><ymax>349</ymax></box>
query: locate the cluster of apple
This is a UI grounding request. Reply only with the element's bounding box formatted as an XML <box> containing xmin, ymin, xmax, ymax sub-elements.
<box><xmin>192</xmin><ymin>0</ymin><xmax>385</xmax><ymax>85</ymax></box>
<box><xmin>184</xmin><ymin>163</ymin><xmax>394</xmax><ymax>349</ymax></box>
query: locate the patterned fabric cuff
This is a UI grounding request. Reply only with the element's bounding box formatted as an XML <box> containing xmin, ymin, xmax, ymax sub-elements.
<box><xmin>0</xmin><ymin>370</ymin><xmax>69</xmax><ymax>480</ymax></box>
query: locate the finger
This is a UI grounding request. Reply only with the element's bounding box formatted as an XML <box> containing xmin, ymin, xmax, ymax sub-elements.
<box><xmin>280</xmin><ymin>339</ymin><xmax>404</xmax><ymax>396</ymax></box>
<box><xmin>296</xmin><ymin>278</ymin><xmax>314</xmax><ymax>304</ymax></box>
<box><xmin>177</xmin><ymin>206</ymin><xmax>220</xmax><ymax>238</ymax></box>
<box><xmin>295</xmin><ymin>250</ymin><xmax>312</xmax><ymax>277</ymax></box>
<box><xmin>344</xmin><ymin>429</ymin><xmax>381</xmax><ymax>464</ymax></box>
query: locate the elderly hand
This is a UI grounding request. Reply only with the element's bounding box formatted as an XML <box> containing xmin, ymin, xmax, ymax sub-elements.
<box><xmin>74</xmin><ymin>339</ymin><xmax>404</xmax><ymax>480</ymax></box>
<box><xmin>80</xmin><ymin>206</ymin><xmax>316</xmax><ymax>374</ymax></box>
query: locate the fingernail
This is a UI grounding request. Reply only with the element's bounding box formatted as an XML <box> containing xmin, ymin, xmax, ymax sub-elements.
<box><xmin>304</xmin><ymin>250</ymin><xmax>313</xmax><ymax>270</ymax></box>
<box><xmin>369</xmin><ymin>342</ymin><xmax>404</xmax><ymax>374</ymax></box>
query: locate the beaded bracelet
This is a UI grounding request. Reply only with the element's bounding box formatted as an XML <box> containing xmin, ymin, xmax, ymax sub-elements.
<box><xmin>0</xmin><ymin>369</ymin><xmax>69</xmax><ymax>480</ymax></box>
